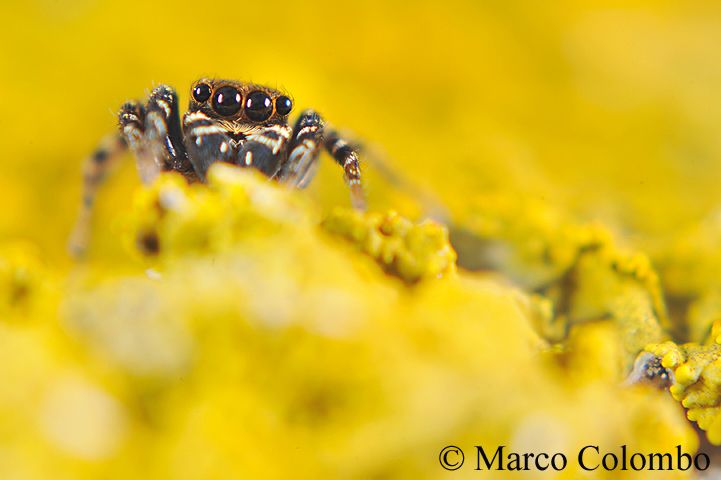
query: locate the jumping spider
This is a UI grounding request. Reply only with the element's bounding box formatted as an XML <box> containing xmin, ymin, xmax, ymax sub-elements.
<box><xmin>70</xmin><ymin>79</ymin><xmax>365</xmax><ymax>255</ymax></box>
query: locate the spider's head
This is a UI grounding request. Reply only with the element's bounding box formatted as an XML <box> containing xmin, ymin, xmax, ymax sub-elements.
<box><xmin>189</xmin><ymin>79</ymin><xmax>293</xmax><ymax>124</ymax></box>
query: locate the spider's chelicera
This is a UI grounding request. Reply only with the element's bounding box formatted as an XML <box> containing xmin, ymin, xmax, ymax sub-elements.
<box><xmin>71</xmin><ymin>79</ymin><xmax>365</xmax><ymax>255</ymax></box>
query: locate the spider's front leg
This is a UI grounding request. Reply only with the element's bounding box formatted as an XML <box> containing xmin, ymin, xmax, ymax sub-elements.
<box><xmin>144</xmin><ymin>85</ymin><xmax>197</xmax><ymax>181</ymax></box>
<box><xmin>279</xmin><ymin>110</ymin><xmax>366</xmax><ymax>210</ymax></box>
<box><xmin>277</xmin><ymin>110</ymin><xmax>323</xmax><ymax>187</ymax></box>
<box><xmin>70</xmin><ymin>86</ymin><xmax>195</xmax><ymax>257</ymax></box>
<box><xmin>324</xmin><ymin>129</ymin><xmax>365</xmax><ymax>210</ymax></box>
<box><xmin>117</xmin><ymin>99</ymin><xmax>162</xmax><ymax>183</ymax></box>
<box><xmin>118</xmin><ymin>85</ymin><xmax>197</xmax><ymax>183</ymax></box>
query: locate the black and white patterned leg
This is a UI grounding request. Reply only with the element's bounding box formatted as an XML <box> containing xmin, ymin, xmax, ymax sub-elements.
<box><xmin>324</xmin><ymin>130</ymin><xmax>366</xmax><ymax>210</ymax></box>
<box><xmin>182</xmin><ymin>111</ymin><xmax>236</xmax><ymax>180</ymax></box>
<box><xmin>145</xmin><ymin>85</ymin><xmax>196</xmax><ymax>181</ymax></box>
<box><xmin>118</xmin><ymin>101</ymin><xmax>164</xmax><ymax>183</ymax></box>
<box><xmin>278</xmin><ymin>109</ymin><xmax>324</xmax><ymax>187</ymax></box>
<box><xmin>68</xmin><ymin>134</ymin><xmax>127</xmax><ymax>258</ymax></box>
<box><xmin>280</xmin><ymin>110</ymin><xmax>365</xmax><ymax>208</ymax></box>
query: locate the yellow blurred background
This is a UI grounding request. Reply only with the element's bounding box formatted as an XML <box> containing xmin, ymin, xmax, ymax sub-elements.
<box><xmin>4</xmin><ymin>0</ymin><xmax>721</xmax><ymax>263</ymax></box>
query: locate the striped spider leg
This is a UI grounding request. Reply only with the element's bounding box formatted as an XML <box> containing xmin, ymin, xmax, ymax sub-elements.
<box><xmin>143</xmin><ymin>85</ymin><xmax>197</xmax><ymax>181</ymax></box>
<box><xmin>277</xmin><ymin>110</ymin><xmax>365</xmax><ymax>210</ymax></box>
<box><xmin>120</xmin><ymin>85</ymin><xmax>197</xmax><ymax>184</ymax></box>
<box><xmin>69</xmin><ymin>86</ymin><xmax>197</xmax><ymax>256</ymax></box>
<box><xmin>67</xmin><ymin>133</ymin><xmax>127</xmax><ymax>257</ymax></box>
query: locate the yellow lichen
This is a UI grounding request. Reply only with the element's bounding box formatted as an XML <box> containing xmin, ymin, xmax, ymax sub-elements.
<box><xmin>322</xmin><ymin>208</ymin><xmax>457</xmax><ymax>283</ymax></box>
<box><xmin>645</xmin><ymin>335</ymin><xmax>721</xmax><ymax>445</ymax></box>
<box><xmin>454</xmin><ymin>194</ymin><xmax>667</xmax><ymax>369</ymax></box>
<box><xmin>0</xmin><ymin>168</ymin><xmax>701</xmax><ymax>478</ymax></box>
<box><xmin>7</xmin><ymin>2</ymin><xmax>721</xmax><ymax>474</ymax></box>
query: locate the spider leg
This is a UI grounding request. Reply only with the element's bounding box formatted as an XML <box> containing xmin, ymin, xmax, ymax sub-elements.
<box><xmin>280</xmin><ymin>110</ymin><xmax>365</xmax><ymax>209</ymax></box>
<box><xmin>118</xmin><ymin>100</ymin><xmax>164</xmax><ymax>183</ymax></box>
<box><xmin>67</xmin><ymin>134</ymin><xmax>127</xmax><ymax>258</ymax></box>
<box><xmin>237</xmin><ymin>124</ymin><xmax>292</xmax><ymax>177</ymax></box>
<box><xmin>182</xmin><ymin>111</ymin><xmax>236</xmax><ymax>180</ymax></box>
<box><xmin>277</xmin><ymin>110</ymin><xmax>324</xmax><ymax>188</ymax></box>
<box><xmin>323</xmin><ymin>129</ymin><xmax>365</xmax><ymax>209</ymax></box>
<box><xmin>145</xmin><ymin>85</ymin><xmax>197</xmax><ymax>181</ymax></box>
<box><xmin>69</xmin><ymin>100</ymin><xmax>147</xmax><ymax>257</ymax></box>
<box><xmin>68</xmin><ymin>95</ymin><xmax>176</xmax><ymax>258</ymax></box>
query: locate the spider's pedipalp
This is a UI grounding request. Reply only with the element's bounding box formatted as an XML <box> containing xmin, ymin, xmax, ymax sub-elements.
<box><xmin>182</xmin><ymin>111</ymin><xmax>236</xmax><ymax>179</ymax></box>
<box><xmin>240</xmin><ymin>123</ymin><xmax>293</xmax><ymax>177</ymax></box>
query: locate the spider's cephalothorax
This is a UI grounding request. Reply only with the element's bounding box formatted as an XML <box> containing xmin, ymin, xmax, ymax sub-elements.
<box><xmin>70</xmin><ymin>79</ymin><xmax>365</xmax><ymax>256</ymax></box>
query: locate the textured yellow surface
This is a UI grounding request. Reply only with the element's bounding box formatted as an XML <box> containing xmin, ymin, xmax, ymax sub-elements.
<box><xmin>645</xmin><ymin>336</ymin><xmax>721</xmax><ymax>445</ymax></box>
<box><xmin>3</xmin><ymin>0</ymin><xmax>721</xmax><ymax>477</ymax></box>
<box><xmin>0</xmin><ymin>167</ymin><xmax>698</xmax><ymax>478</ymax></box>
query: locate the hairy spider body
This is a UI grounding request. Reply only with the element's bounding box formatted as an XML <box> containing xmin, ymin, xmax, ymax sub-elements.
<box><xmin>70</xmin><ymin>79</ymin><xmax>365</xmax><ymax>256</ymax></box>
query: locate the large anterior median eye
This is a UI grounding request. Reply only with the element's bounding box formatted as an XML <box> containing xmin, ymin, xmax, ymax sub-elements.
<box><xmin>212</xmin><ymin>86</ymin><xmax>242</xmax><ymax>116</ymax></box>
<box><xmin>245</xmin><ymin>91</ymin><xmax>273</xmax><ymax>121</ymax></box>
<box><xmin>192</xmin><ymin>83</ymin><xmax>212</xmax><ymax>102</ymax></box>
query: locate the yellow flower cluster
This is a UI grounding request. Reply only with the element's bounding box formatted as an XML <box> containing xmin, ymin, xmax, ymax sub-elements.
<box><xmin>0</xmin><ymin>166</ymin><xmax>699</xmax><ymax>479</ymax></box>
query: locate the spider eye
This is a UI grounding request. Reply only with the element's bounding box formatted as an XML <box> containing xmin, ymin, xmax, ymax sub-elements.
<box><xmin>212</xmin><ymin>86</ymin><xmax>242</xmax><ymax>116</ymax></box>
<box><xmin>275</xmin><ymin>96</ymin><xmax>292</xmax><ymax>116</ymax></box>
<box><xmin>192</xmin><ymin>83</ymin><xmax>212</xmax><ymax>102</ymax></box>
<box><xmin>245</xmin><ymin>91</ymin><xmax>273</xmax><ymax>121</ymax></box>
